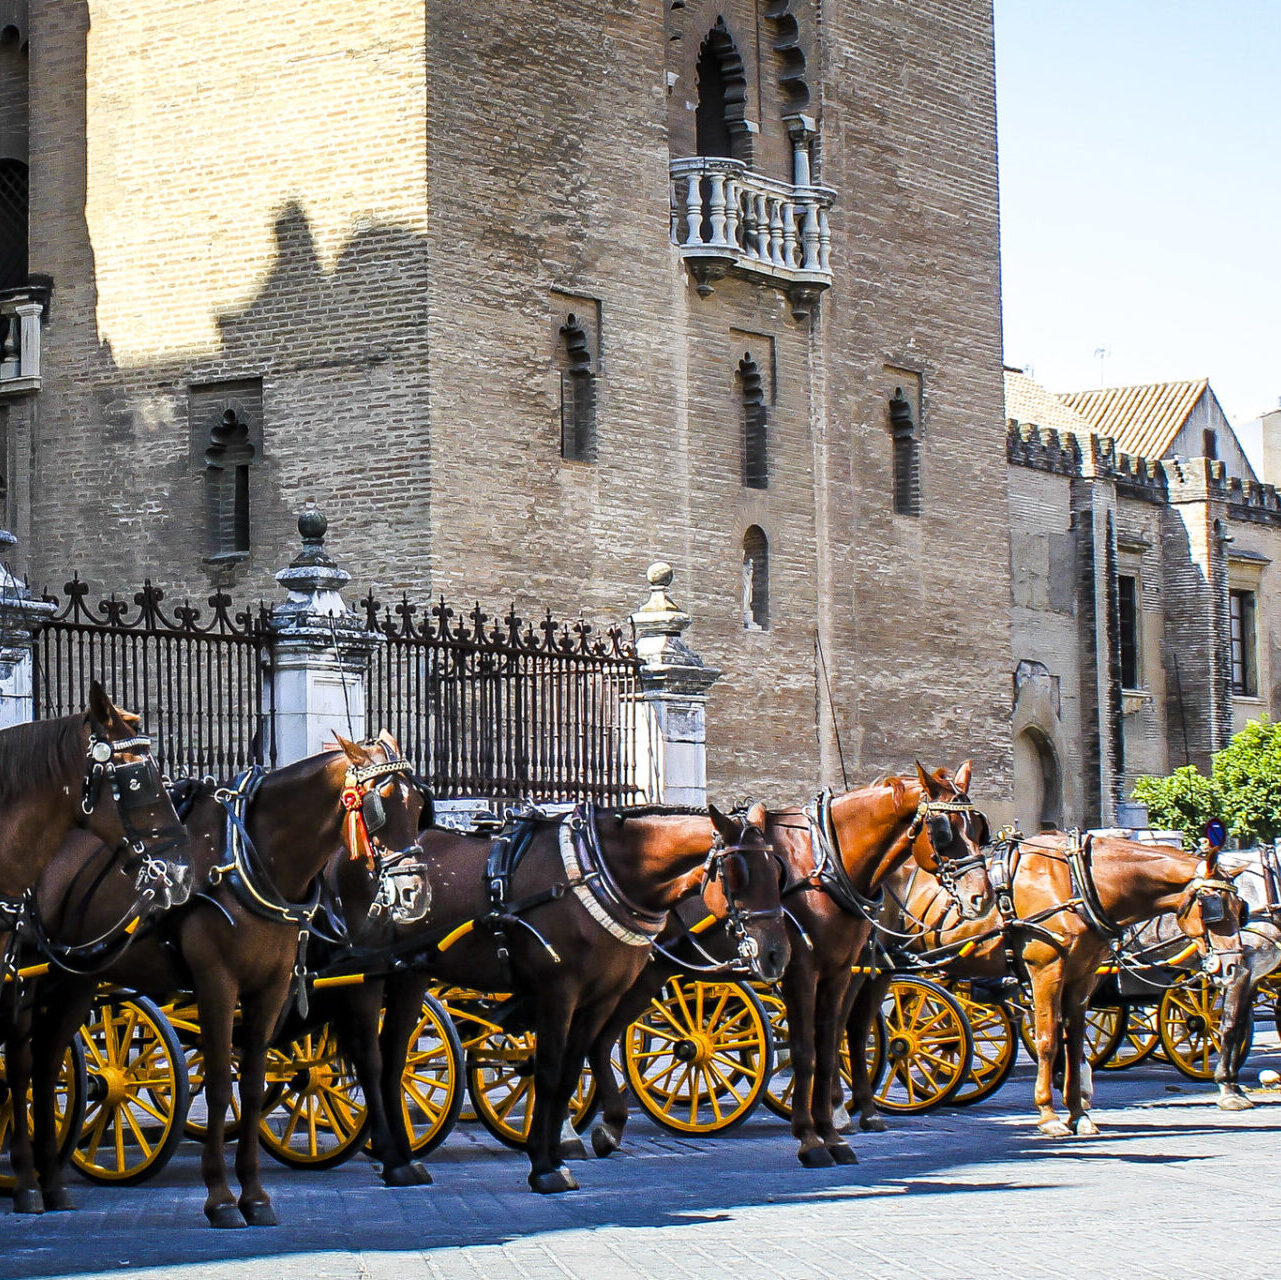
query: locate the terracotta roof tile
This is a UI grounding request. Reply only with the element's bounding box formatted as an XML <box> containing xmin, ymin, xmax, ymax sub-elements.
<box><xmin>1058</xmin><ymin>378</ymin><xmax>1208</xmax><ymax>459</ymax></box>
<box><xmin>1003</xmin><ymin>369</ymin><xmax>1095</xmax><ymax>440</ymax></box>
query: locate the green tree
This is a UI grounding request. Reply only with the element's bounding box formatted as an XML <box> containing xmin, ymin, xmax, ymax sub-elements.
<box><xmin>1131</xmin><ymin>766</ymin><xmax>1221</xmax><ymax>849</ymax></box>
<box><xmin>1211</xmin><ymin>716</ymin><xmax>1281</xmax><ymax>845</ymax></box>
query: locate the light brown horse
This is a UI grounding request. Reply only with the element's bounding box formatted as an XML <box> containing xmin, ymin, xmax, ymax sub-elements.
<box><xmin>769</xmin><ymin>763</ymin><xmax>993</xmax><ymax>1167</ymax></box>
<box><xmin>331</xmin><ymin>802</ymin><xmax>789</xmax><ymax>1195</ymax></box>
<box><xmin>13</xmin><ymin>733</ymin><xmax>421</xmax><ymax>1225</ymax></box>
<box><xmin>846</xmin><ymin>830</ymin><xmax>1247</xmax><ymax>1136</ymax></box>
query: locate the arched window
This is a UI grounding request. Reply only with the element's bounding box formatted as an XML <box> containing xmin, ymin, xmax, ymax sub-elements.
<box><xmin>739</xmin><ymin>353</ymin><xmax>768</xmax><ymax>489</ymax></box>
<box><xmin>0</xmin><ymin>159</ymin><xmax>28</xmax><ymax>290</ymax></box>
<box><xmin>204</xmin><ymin>408</ymin><xmax>255</xmax><ymax>560</ymax></box>
<box><xmin>559</xmin><ymin>313</ymin><xmax>597</xmax><ymax>463</ymax></box>
<box><xmin>742</xmin><ymin>526</ymin><xmax>769</xmax><ymax>630</ymax></box>
<box><xmin>888</xmin><ymin>387</ymin><xmax>920</xmax><ymax>516</ymax></box>
<box><xmin>696</xmin><ymin>19</ymin><xmax>752</xmax><ymax>165</ymax></box>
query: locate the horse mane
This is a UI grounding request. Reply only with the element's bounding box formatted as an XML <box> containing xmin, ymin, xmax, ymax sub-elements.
<box><xmin>0</xmin><ymin>714</ymin><xmax>86</xmax><ymax>807</ymax></box>
<box><xmin>611</xmin><ymin>804</ymin><xmax>709</xmax><ymax>824</ymax></box>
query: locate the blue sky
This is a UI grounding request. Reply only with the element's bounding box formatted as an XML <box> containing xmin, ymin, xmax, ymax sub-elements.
<box><xmin>994</xmin><ymin>0</ymin><xmax>1280</xmax><ymax>428</ymax></box>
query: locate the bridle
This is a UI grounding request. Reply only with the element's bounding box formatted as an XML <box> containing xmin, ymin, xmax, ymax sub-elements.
<box><xmin>1175</xmin><ymin>871</ymin><xmax>1247</xmax><ymax>984</ymax></box>
<box><xmin>904</xmin><ymin>794</ymin><xmax>990</xmax><ymax>911</ymax></box>
<box><xmin>700</xmin><ymin>828</ymin><xmax>783</xmax><ymax>965</ymax></box>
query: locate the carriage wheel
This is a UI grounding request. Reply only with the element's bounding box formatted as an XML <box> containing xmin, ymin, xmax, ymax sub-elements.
<box><xmin>0</xmin><ymin>1039</ymin><xmax>87</xmax><ymax>1195</ymax></box>
<box><xmin>622</xmin><ymin>979</ymin><xmax>772</xmax><ymax>1134</ymax></box>
<box><xmin>1017</xmin><ymin>1001</ymin><xmax>1126</xmax><ymax>1069</ymax></box>
<box><xmin>164</xmin><ymin>1000</ymin><xmax>240</xmax><ymax>1142</ymax></box>
<box><xmin>73</xmin><ymin>996</ymin><xmax>190</xmax><ymax>1185</ymax></box>
<box><xmin>755</xmin><ymin>981</ymin><xmax>887</xmax><ymax>1121</ymax></box>
<box><xmin>465</xmin><ymin>1029</ymin><xmax>597</xmax><ymax>1151</ymax></box>
<box><xmin>875</xmin><ymin>976</ymin><xmax>973</xmax><ymax>1113</ymax></box>
<box><xmin>399</xmin><ymin>990</ymin><xmax>465</xmax><ymax>1158</ymax></box>
<box><xmin>259</xmin><ymin>1025</ymin><xmax>368</xmax><ymax>1169</ymax></box>
<box><xmin>1101</xmin><ymin>1004</ymin><xmax>1161</xmax><ymax>1070</ymax></box>
<box><xmin>1158</xmin><ymin>975</ymin><xmax>1242</xmax><ymax>1081</ymax></box>
<box><xmin>946</xmin><ymin>986</ymin><xmax>1018</xmax><ymax>1107</ymax></box>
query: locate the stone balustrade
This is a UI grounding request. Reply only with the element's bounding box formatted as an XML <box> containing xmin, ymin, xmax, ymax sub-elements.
<box><xmin>669</xmin><ymin>156</ymin><xmax>834</xmax><ymax>316</ymax></box>
<box><xmin>0</xmin><ymin>288</ymin><xmax>45</xmax><ymax>395</ymax></box>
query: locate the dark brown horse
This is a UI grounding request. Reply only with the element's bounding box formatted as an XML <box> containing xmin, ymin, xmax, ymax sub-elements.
<box><xmin>845</xmin><ymin>830</ymin><xmax>1247</xmax><ymax>1136</ymax></box>
<box><xmin>13</xmin><ymin>733</ymin><xmax>421</xmax><ymax>1225</ymax></box>
<box><xmin>317</xmin><ymin>802</ymin><xmax>788</xmax><ymax>1195</ymax></box>
<box><xmin>769</xmin><ymin>763</ymin><xmax>992</xmax><ymax>1167</ymax></box>
<box><xmin>1</xmin><ymin>682</ymin><xmax>194</xmax><ymax>1214</ymax></box>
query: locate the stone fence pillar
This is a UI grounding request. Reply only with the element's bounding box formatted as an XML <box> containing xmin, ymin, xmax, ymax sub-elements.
<box><xmin>0</xmin><ymin>529</ymin><xmax>55</xmax><ymax>729</ymax></box>
<box><xmin>630</xmin><ymin>562</ymin><xmax>721</xmax><ymax>806</ymax></box>
<box><xmin>264</xmin><ymin>506</ymin><xmax>381</xmax><ymax>765</ymax></box>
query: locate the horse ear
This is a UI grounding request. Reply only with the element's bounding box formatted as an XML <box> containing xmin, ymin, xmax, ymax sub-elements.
<box><xmin>376</xmin><ymin>728</ymin><xmax>402</xmax><ymax>755</ymax></box>
<box><xmin>954</xmin><ymin>760</ymin><xmax>973</xmax><ymax>794</ymax></box>
<box><xmin>333</xmin><ymin>733</ymin><xmax>371</xmax><ymax>765</ymax></box>
<box><xmin>707</xmin><ymin>804</ymin><xmax>737</xmax><ymax>845</ymax></box>
<box><xmin>746</xmin><ymin>801</ymin><xmax>767</xmax><ymax>830</ymax></box>
<box><xmin>88</xmin><ymin>679</ymin><xmax>114</xmax><ymax>726</ymax></box>
<box><xmin>915</xmin><ymin>761</ymin><xmax>942</xmax><ymax>800</ymax></box>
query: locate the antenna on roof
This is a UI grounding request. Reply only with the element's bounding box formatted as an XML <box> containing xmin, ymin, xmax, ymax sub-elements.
<box><xmin>1093</xmin><ymin>347</ymin><xmax>1111</xmax><ymax>386</ymax></box>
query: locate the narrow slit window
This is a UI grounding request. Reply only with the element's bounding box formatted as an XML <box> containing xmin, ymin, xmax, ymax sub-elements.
<box><xmin>204</xmin><ymin>408</ymin><xmax>255</xmax><ymax>560</ymax></box>
<box><xmin>1117</xmin><ymin>574</ymin><xmax>1139</xmax><ymax>689</ymax></box>
<box><xmin>739</xmin><ymin>354</ymin><xmax>768</xmax><ymax>489</ymax></box>
<box><xmin>888</xmin><ymin>387</ymin><xmax>920</xmax><ymax>516</ymax></box>
<box><xmin>1230</xmin><ymin>589</ymin><xmax>1257</xmax><ymax>697</ymax></box>
<box><xmin>559</xmin><ymin>314</ymin><xmax>597</xmax><ymax>463</ymax></box>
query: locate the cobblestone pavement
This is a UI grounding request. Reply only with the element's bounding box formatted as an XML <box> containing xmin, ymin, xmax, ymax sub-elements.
<box><xmin>8</xmin><ymin>1040</ymin><xmax>1281</xmax><ymax>1280</ymax></box>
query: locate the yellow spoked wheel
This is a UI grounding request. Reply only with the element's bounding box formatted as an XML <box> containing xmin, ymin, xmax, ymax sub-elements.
<box><xmin>875</xmin><ymin>976</ymin><xmax>973</xmax><ymax>1113</ymax></box>
<box><xmin>465</xmin><ymin>1027</ymin><xmax>597</xmax><ymax>1151</ymax></box>
<box><xmin>1159</xmin><ymin>976</ymin><xmax>1236</xmax><ymax>1081</ymax></box>
<box><xmin>73</xmin><ymin>996</ymin><xmax>190</xmax><ymax>1185</ymax></box>
<box><xmin>622</xmin><ymin>979</ymin><xmax>773</xmax><ymax>1134</ymax></box>
<box><xmin>1101</xmin><ymin>1003</ymin><xmax>1161</xmax><ymax>1070</ymax></box>
<box><xmin>1017</xmin><ymin>1001</ymin><xmax>1126</xmax><ymax>1068</ymax></box>
<box><xmin>259</xmin><ymin>1025</ymin><xmax>368</xmax><ymax>1169</ymax></box>
<box><xmin>756</xmin><ymin>982</ymin><xmax>886</xmax><ymax>1120</ymax></box>
<box><xmin>164</xmin><ymin>1000</ymin><xmax>243</xmax><ymax>1142</ymax></box>
<box><xmin>0</xmin><ymin>1040</ymin><xmax>87</xmax><ymax>1194</ymax></box>
<box><xmin>947</xmin><ymin>986</ymin><xmax>1018</xmax><ymax>1107</ymax></box>
<box><xmin>399</xmin><ymin>990</ymin><xmax>465</xmax><ymax>1158</ymax></box>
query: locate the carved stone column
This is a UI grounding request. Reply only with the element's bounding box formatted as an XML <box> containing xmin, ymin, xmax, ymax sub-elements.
<box><xmin>630</xmin><ymin>562</ymin><xmax>722</xmax><ymax>806</ymax></box>
<box><xmin>0</xmin><ymin>529</ymin><xmax>55</xmax><ymax>728</ymax></box>
<box><xmin>264</xmin><ymin>505</ymin><xmax>381</xmax><ymax>765</ymax></box>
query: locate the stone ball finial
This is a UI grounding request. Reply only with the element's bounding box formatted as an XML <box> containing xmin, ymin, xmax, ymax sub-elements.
<box><xmin>298</xmin><ymin>502</ymin><xmax>327</xmax><ymax>543</ymax></box>
<box><xmin>647</xmin><ymin>561</ymin><xmax>674</xmax><ymax>589</ymax></box>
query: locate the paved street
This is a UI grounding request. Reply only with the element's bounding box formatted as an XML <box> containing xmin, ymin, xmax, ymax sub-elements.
<box><xmin>7</xmin><ymin>1040</ymin><xmax>1281</xmax><ymax>1280</ymax></box>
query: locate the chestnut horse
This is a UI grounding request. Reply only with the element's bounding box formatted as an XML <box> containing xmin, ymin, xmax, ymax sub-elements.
<box><xmin>312</xmin><ymin>802</ymin><xmax>788</xmax><ymax>1195</ymax></box>
<box><xmin>12</xmin><ymin>734</ymin><xmax>421</xmax><ymax>1225</ymax></box>
<box><xmin>770</xmin><ymin>763</ymin><xmax>993</xmax><ymax>1167</ymax></box>
<box><xmin>846</xmin><ymin>830</ymin><xmax>1247</xmax><ymax>1136</ymax></box>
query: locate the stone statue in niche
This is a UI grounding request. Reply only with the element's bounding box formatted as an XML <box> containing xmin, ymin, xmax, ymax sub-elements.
<box><xmin>742</xmin><ymin>555</ymin><xmax>761</xmax><ymax>630</ymax></box>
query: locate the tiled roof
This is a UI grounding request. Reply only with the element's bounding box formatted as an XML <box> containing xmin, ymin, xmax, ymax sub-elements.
<box><xmin>1058</xmin><ymin>378</ymin><xmax>1208</xmax><ymax>460</ymax></box>
<box><xmin>1003</xmin><ymin>369</ymin><xmax>1095</xmax><ymax>440</ymax></box>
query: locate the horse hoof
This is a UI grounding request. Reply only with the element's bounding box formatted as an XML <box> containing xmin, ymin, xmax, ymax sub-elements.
<box><xmin>859</xmin><ymin>1114</ymin><xmax>888</xmax><ymax>1133</ymax></box>
<box><xmin>557</xmin><ymin>1136</ymin><xmax>589</xmax><ymax>1162</ymax></box>
<box><xmin>408</xmin><ymin>1161</ymin><xmax>433</xmax><ymax>1185</ymax></box>
<box><xmin>241</xmin><ymin>1201</ymin><xmax>278</xmax><ymax>1228</ymax></box>
<box><xmin>798</xmin><ymin>1146</ymin><xmax>836</xmax><ymax>1169</ymax></box>
<box><xmin>1037</xmin><ymin>1119</ymin><xmax>1071</xmax><ymax>1139</ymax></box>
<box><xmin>384</xmin><ymin>1162</ymin><xmax>433</xmax><ymax>1188</ymax></box>
<box><xmin>832</xmin><ymin>1104</ymin><xmax>853</xmax><ymax>1133</ymax></box>
<box><xmin>42</xmin><ymin>1187</ymin><xmax>77</xmax><ymax>1212</ymax></box>
<box><xmin>1073</xmin><ymin>1116</ymin><xmax>1101</xmax><ymax>1137</ymax></box>
<box><xmin>1218</xmin><ymin>1093</ymin><xmax>1255</xmax><ymax>1112</ymax></box>
<box><xmin>13</xmin><ymin>1188</ymin><xmax>44</xmax><ymax>1215</ymax></box>
<box><xmin>591</xmin><ymin>1123</ymin><xmax>621</xmax><ymax>1159</ymax></box>
<box><xmin>827</xmin><ymin>1142</ymin><xmax>858</xmax><ymax>1165</ymax></box>
<box><xmin>529</xmin><ymin>1166</ymin><xmax>579</xmax><ymax>1195</ymax></box>
<box><xmin>207</xmin><ymin>1204</ymin><xmax>247</xmax><ymax>1230</ymax></box>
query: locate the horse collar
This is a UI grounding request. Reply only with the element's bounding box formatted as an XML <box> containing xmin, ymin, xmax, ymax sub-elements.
<box><xmin>806</xmin><ymin>791</ymin><xmax>884</xmax><ymax>919</ymax></box>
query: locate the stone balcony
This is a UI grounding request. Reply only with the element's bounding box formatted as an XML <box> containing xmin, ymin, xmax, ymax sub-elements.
<box><xmin>669</xmin><ymin>156</ymin><xmax>834</xmax><ymax>318</ymax></box>
<box><xmin>0</xmin><ymin>287</ymin><xmax>47</xmax><ymax>396</ymax></box>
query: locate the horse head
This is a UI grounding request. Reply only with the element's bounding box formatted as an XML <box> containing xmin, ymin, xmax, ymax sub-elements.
<box><xmin>703</xmin><ymin>802</ymin><xmax>790</xmax><ymax>983</ymax></box>
<box><xmin>906</xmin><ymin>760</ymin><xmax>993</xmax><ymax>921</ymax></box>
<box><xmin>1174</xmin><ymin>843</ymin><xmax>1249</xmax><ymax>985</ymax></box>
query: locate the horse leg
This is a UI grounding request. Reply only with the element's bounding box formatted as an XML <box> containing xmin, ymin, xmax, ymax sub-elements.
<box><xmin>813</xmin><ymin>969</ymin><xmax>857</xmax><ymax>1164</ymax></box>
<box><xmin>1061</xmin><ymin>992</ymin><xmax>1098</xmax><ymax>1136</ymax></box>
<box><xmin>1028</xmin><ymin>960</ymin><xmax>1070</xmax><ymax>1137</ymax></box>
<box><xmin>588</xmin><ymin>975</ymin><xmax>662</xmax><ymax>1158</ymax></box>
<box><xmin>6</xmin><ymin>1004</ymin><xmax>42</xmax><ymax>1214</ymax></box>
<box><xmin>782</xmin><ymin>962</ymin><xmax>832</xmax><ymax>1167</ymax></box>
<box><xmin>234</xmin><ymin>982</ymin><xmax>289</xmax><ymax>1226</ymax></box>
<box><xmin>32</xmin><ymin>985</ymin><xmax>96</xmax><ymax>1211</ymax></box>
<box><xmin>1216</xmin><ymin>970</ymin><xmax>1255</xmax><ymax>1111</ymax></box>
<box><xmin>193</xmin><ymin>977</ymin><xmax>245</xmax><ymax>1228</ymax></box>
<box><xmin>377</xmin><ymin>976</ymin><xmax>433</xmax><ymax>1184</ymax></box>
<box><xmin>526</xmin><ymin>985</ymin><xmax>579</xmax><ymax>1194</ymax></box>
<box><xmin>844</xmin><ymin>972</ymin><xmax>889</xmax><ymax>1133</ymax></box>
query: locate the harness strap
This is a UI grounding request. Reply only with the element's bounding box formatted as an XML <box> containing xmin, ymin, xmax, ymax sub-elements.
<box><xmin>805</xmin><ymin>790</ymin><xmax>884</xmax><ymax>919</ymax></box>
<box><xmin>1066</xmin><ymin>830</ymin><xmax>1125</xmax><ymax>938</ymax></box>
<box><xmin>558</xmin><ymin>815</ymin><xmax>664</xmax><ymax>948</ymax></box>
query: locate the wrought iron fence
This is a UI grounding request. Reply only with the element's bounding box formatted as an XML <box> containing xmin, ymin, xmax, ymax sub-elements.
<box><xmin>362</xmin><ymin>593</ymin><xmax>644</xmax><ymax>806</ymax></box>
<box><xmin>33</xmin><ymin>577</ymin><xmax>273</xmax><ymax>779</ymax></box>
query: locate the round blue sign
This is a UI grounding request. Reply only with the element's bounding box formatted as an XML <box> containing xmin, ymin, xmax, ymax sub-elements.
<box><xmin>1205</xmin><ymin>819</ymin><xmax>1227</xmax><ymax>849</ymax></box>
